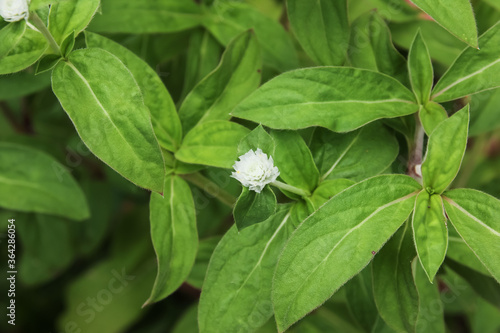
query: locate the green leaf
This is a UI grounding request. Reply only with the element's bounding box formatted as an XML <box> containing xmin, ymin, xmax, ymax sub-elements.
<box><xmin>0</xmin><ymin>27</ymin><xmax>47</xmax><ymax>75</ymax></box>
<box><xmin>35</xmin><ymin>54</ymin><xmax>62</xmax><ymax>74</ymax></box>
<box><xmin>484</xmin><ymin>0</ymin><xmax>500</xmax><ymax>11</ymax></box>
<box><xmin>447</xmin><ymin>225</ymin><xmax>491</xmax><ymax>277</ymax></box>
<box><xmin>421</xmin><ymin>105</ymin><xmax>469</xmax><ymax>194</ymax></box>
<box><xmin>412</xmin><ymin>259</ymin><xmax>446</xmax><ymax>333</ymax></box>
<box><xmin>30</xmin><ymin>0</ymin><xmax>65</xmax><ymax>10</ymax></box>
<box><xmin>17</xmin><ymin>214</ymin><xmax>74</xmax><ymax>285</ymax></box>
<box><xmin>273</xmin><ymin>175</ymin><xmax>420</xmax><ymax>331</ymax></box>
<box><xmin>72</xmin><ymin>180</ymin><xmax>113</xmax><ymax>256</ymax></box>
<box><xmin>52</xmin><ymin>48</ymin><xmax>165</xmax><ymax>193</ymax></box>
<box><xmin>344</xmin><ymin>266</ymin><xmax>378</xmax><ymax>332</ymax></box>
<box><xmin>0</xmin><ymin>21</ymin><xmax>25</xmax><ymax>58</ymax></box>
<box><xmin>308</xmin><ymin>178</ymin><xmax>355</xmax><ymax>210</ymax></box>
<box><xmin>445</xmin><ymin>259</ymin><xmax>500</xmax><ymax>308</ymax></box>
<box><xmin>146</xmin><ymin>175</ymin><xmax>198</xmax><ymax>304</ymax></box>
<box><xmin>179</xmin><ymin>30</ymin><xmax>261</xmax><ymax>134</ymax></box>
<box><xmin>469</xmin><ymin>88</ymin><xmax>500</xmax><ymax>136</ymax></box>
<box><xmin>348</xmin><ymin>11</ymin><xmax>409</xmax><ymax>86</ymax></box>
<box><xmin>431</xmin><ymin>22</ymin><xmax>500</xmax><ymax>102</ymax></box>
<box><xmin>48</xmin><ymin>0</ymin><xmax>100</xmax><ymax>44</ymax></box>
<box><xmin>203</xmin><ymin>2</ymin><xmax>298</xmax><ymax>72</ymax></box>
<box><xmin>233</xmin><ymin>186</ymin><xmax>277</xmax><ymax>230</ymax></box>
<box><xmin>186</xmin><ymin>237</ymin><xmax>221</xmax><ymax>289</ymax></box>
<box><xmin>390</xmin><ymin>20</ymin><xmax>464</xmax><ymax>68</ymax></box>
<box><xmin>443</xmin><ymin>188</ymin><xmax>500</xmax><ymax>283</ymax></box>
<box><xmin>89</xmin><ymin>0</ymin><xmax>203</xmax><ymax>33</ymax></box>
<box><xmin>180</xmin><ymin>29</ymin><xmax>222</xmax><ymax>101</ymax></box>
<box><xmin>419</xmin><ymin>102</ymin><xmax>448</xmax><ymax>135</ymax></box>
<box><xmin>58</xmin><ymin>241</ymin><xmax>156</xmax><ymax>333</ymax></box>
<box><xmin>85</xmin><ymin>32</ymin><xmax>182</xmax><ymax>152</ymax></box>
<box><xmin>270</xmin><ymin>130</ymin><xmax>319</xmax><ymax>192</ymax></box>
<box><xmin>408</xmin><ymin>31</ymin><xmax>433</xmax><ymax>104</ymax></box>
<box><xmin>412</xmin><ymin>191</ymin><xmax>448</xmax><ymax>281</ymax></box>
<box><xmin>172</xmin><ymin>304</ymin><xmax>199</xmax><ymax>333</ymax></box>
<box><xmin>289</xmin><ymin>200</ymin><xmax>312</xmax><ymax>228</ymax></box>
<box><xmin>175</xmin><ymin>120</ymin><xmax>250</xmax><ymax>169</ymax></box>
<box><xmin>237</xmin><ymin>124</ymin><xmax>275</xmax><ymax>156</ymax></box>
<box><xmin>311</xmin><ymin>122</ymin><xmax>399</xmax><ymax>182</ymax></box>
<box><xmin>372</xmin><ymin>222</ymin><xmax>419</xmax><ymax>333</ymax></box>
<box><xmin>0</xmin><ymin>70</ymin><xmax>51</xmax><ymax>99</ymax></box>
<box><xmin>59</xmin><ymin>31</ymin><xmax>75</xmax><ymax>57</ymax></box>
<box><xmin>199</xmin><ymin>207</ymin><xmax>293</xmax><ymax>333</ymax></box>
<box><xmin>409</xmin><ymin>0</ymin><xmax>478</xmax><ymax>47</ymax></box>
<box><xmin>286</xmin><ymin>0</ymin><xmax>349</xmax><ymax>66</ymax></box>
<box><xmin>232</xmin><ymin>67</ymin><xmax>417</xmax><ymax>132</ymax></box>
<box><xmin>0</xmin><ymin>143</ymin><xmax>89</xmax><ymax>220</ymax></box>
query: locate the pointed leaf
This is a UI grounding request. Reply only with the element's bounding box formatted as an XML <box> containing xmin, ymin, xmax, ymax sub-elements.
<box><xmin>199</xmin><ymin>208</ymin><xmax>293</xmax><ymax>333</ymax></box>
<box><xmin>175</xmin><ymin>120</ymin><xmax>250</xmax><ymax>168</ymax></box>
<box><xmin>287</xmin><ymin>0</ymin><xmax>349</xmax><ymax>66</ymax></box>
<box><xmin>469</xmin><ymin>88</ymin><xmax>500</xmax><ymax>136</ymax></box>
<box><xmin>412</xmin><ymin>191</ymin><xmax>448</xmax><ymax>281</ymax></box>
<box><xmin>431</xmin><ymin>22</ymin><xmax>500</xmax><ymax>102</ymax></box>
<box><xmin>421</xmin><ymin>105</ymin><xmax>469</xmax><ymax>194</ymax></box>
<box><xmin>232</xmin><ymin>67</ymin><xmax>417</xmax><ymax>132</ymax></box>
<box><xmin>344</xmin><ymin>266</ymin><xmax>378</xmax><ymax>332</ymax></box>
<box><xmin>203</xmin><ymin>2</ymin><xmax>298</xmax><ymax>72</ymax></box>
<box><xmin>233</xmin><ymin>186</ymin><xmax>277</xmax><ymax>230</ymax></box>
<box><xmin>308</xmin><ymin>178</ymin><xmax>355</xmax><ymax>210</ymax></box>
<box><xmin>445</xmin><ymin>259</ymin><xmax>500</xmax><ymax>308</ymax></box>
<box><xmin>412</xmin><ymin>259</ymin><xmax>446</xmax><ymax>333</ymax></box>
<box><xmin>179</xmin><ymin>30</ymin><xmax>261</xmax><ymax>133</ymax></box>
<box><xmin>17</xmin><ymin>214</ymin><xmax>74</xmax><ymax>285</ymax></box>
<box><xmin>311</xmin><ymin>122</ymin><xmax>399</xmax><ymax>182</ymax></box>
<box><xmin>270</xmin><ymin>130</ymin><xmax>319</xmax><ymax>192</ymax></box>
<box><xmin>180</xmin><ymin>29</ymin><xmax>222</xmax><ymax>100</ymax></box>
<box><xmin>348</xmin><ymin>11</ymin><xmax>409</xmax><ymax>86</ymax></box>
<box><xmin>186</xmin><ymin>237</ymin><xmax>221</xmax><ymax>289</ymax></box>
<box><xmin>419</xmin><ymin>102</ymin><xmax>448</xmax><ymax>135</ymax></box>
<box><xmin>48</xmin><ymin>0</ymin><xmax>100</xmax><ymax>44</ymax></box>
<box><xmin>0</xmin><ymin>20</ymin><xmax>25</xmax><ymax>58</ymax></box>
<box><xmin>52</xmin><ymin>48</ymin><xmax>165</xmax><ymax>192</ymax></box>
<box><xmin>273</xmin><ymin>175</ymin><xmax>421</xmax><ymax>331</ymax></box>
<box><xmin>409</xmin><ymin>0</ymin><xmax>478</xmax><ymax>47</ymax></box>
<box><xmin>443</xmin><ymin>188</ymin><xmax>500</xmax><ymax>283</ymax></box>
<box><xmin>408</xmin><ymin>31</ymin><xmax>433</xmax><ymax>104</ymax></box>
<box><xmin>36</xmin><ymin>54</ymin><xmax>61</xmax><ymax>74</ymax></box>
<box><xmin>85</xmin><ymin>32</ymin><xmax>182</xmax><ymax>152</ymax></box>
<box><xmin>0</xmin><ymin>143</ymin><xmax>89</xmax><ymax>220</ymax></box>
<box><xmin>0</xmin><ymin>27</ymin><xmax>47</xmax><ymax>75</ymax></box>
<box><xmin>89</xmin><ymin>0</ymin><xmax>203</xmax><ymax>33</ymax></box>
<box><xmin>372</xmin><ymin>223</ymin><xmax>419</xmax><ymax>333</ymax></box>
<box><xmin>447</xmin><ymin>225</ymin><xmax>491</xmax><ymax>276</ymax></box>
<box><xmin>146</xmin><ymin>175</ymin><xmax>197</xmax><ymax>304</ymax></box>
<box><xmin>237</xmin><ymin>124</ymin><xmax>275</xmax><ymax>157</ymax></box>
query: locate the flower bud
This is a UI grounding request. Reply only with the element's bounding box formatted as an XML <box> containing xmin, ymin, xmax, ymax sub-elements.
<box><xmin>231</xmin><ymin>148</ymin><xmax>280</xmax><ymax>193</ymax></box>
<box><xmin>0</xmin><ymin>0</ymin><xmax>30</xmax><ymax>22</ymax></box>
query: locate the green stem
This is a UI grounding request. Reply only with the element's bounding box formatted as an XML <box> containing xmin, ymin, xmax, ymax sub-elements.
<box><xmin>180</xmin><ymin>172</ymin><xmax>237</xmax><ymax>208</ymax></box>
<box><xmin>407</xmin><ymin>114</ymin><xmax>425</xmax><ymax>182</ymax></box>
<box><xmin>271</xmin><ymin>180</ymin><xmax>311</xmax><ymax>197</ymax></box>
<box><xmin>29</xmin><ymin>12</ymin><xmax>60</xmax><ymax>55</ymax></box>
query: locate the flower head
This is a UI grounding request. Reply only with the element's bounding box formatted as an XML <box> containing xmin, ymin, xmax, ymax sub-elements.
<box><xmin>0</xmin><ymin>0</ymin><xmax>30</xmax><ymax>22</ymax></box>
<box><xmin>231</xmin><ymin>148</ymin><xmax>279</xmax><ymax>193</ymax></box>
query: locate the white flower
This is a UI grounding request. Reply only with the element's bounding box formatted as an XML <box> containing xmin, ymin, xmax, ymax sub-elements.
<box><xmin>0</xmin><ymin>0</ymin><xmax>30</xmax><ymax>22</ymax></box>
<box><xmin>231</xmin><ymin>148</ymin><xmax>280</xmax><ymax>193</ymax></box>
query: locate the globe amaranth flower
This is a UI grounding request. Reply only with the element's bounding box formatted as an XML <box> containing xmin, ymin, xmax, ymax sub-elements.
<box><xmin>231</xmin><ymin>148</ymin><xmax>280</xmax><ymax>193</ymax></box>
<box><xmin>0</xmin><ymin>0</ymin><xmax>30</xmax><ymax>22</ymax></box>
